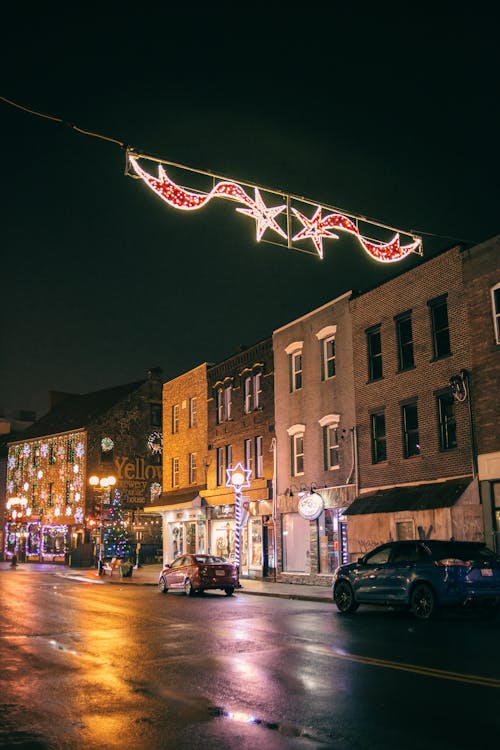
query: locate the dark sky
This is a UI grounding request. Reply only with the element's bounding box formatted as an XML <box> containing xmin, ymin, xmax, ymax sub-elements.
<box><xmin>2</xmin><ymin>8</ymin><xmax>499</xmax><ymax>419</ymax></box>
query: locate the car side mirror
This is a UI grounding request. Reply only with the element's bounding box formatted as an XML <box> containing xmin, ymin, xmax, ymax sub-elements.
<box><xmin>357</xmin><ymin>556</ymin><xmax>365</xmax><ymax>565</ymax></box>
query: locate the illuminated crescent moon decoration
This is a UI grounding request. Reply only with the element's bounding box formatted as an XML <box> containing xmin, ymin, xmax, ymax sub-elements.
<box><xmin>128</xmin><ymin>153</ymin><xmax>422</xmax><ymax>262</ymax></box>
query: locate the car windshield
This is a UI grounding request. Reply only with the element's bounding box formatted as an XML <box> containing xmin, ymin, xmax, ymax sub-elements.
<box><xmin>194</xmin><ymin>555</ymin><xmax>229</xmax><ymax>564</ymax></box>
<box><xmin>429</xmin><ymin>543</ymin><xmax>500</xmax><ymax>562</ymax></box>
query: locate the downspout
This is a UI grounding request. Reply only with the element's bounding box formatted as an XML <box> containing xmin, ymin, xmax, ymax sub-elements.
<box><xmin>270</xmin><ymin>436</ymin><xmax>278</xmax><ymax>581</ymax></box>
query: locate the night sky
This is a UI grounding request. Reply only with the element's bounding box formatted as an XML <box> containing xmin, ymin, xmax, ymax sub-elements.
<box><xmin>2</xmin><ymin>8</ymin><xmax>499</xmax><ymax>420</ymax></box>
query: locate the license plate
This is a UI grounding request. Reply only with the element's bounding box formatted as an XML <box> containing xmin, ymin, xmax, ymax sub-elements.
<box><xmin>215</xmin><ymin>569</ymin><xmax>225</xmax><ymax>576</ymax></box>
<box><xmin>481</xmin><ymin>568</ymin><xmax>493</xmax><ymax>576</ymax></box>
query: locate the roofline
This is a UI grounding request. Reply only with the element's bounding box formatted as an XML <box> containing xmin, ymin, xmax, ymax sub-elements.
<box><xmin>8</xmin><ymin>426</ymin><xmax>87</xmax><ymax>446</ymax></box>
<box><xmin>272</xmin><ymin>290</ymin><xmax>352</xmax><ymax>334</ymax></box>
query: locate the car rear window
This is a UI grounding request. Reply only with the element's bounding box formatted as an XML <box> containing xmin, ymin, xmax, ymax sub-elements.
<box><xmin>428</xmin><ymin>543</ymin><xmax>500</xmax><ymax>562</ymax></box>
<box><xmin>194</xmin><ymin>555</ymin><xmax>228</xmax><ymax>564</ymax></box>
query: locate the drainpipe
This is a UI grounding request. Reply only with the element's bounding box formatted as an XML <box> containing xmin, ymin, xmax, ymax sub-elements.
<box><xmin>270</xmin><ymin>436</ymin><xmax>278</xmax><ymax>581</ymax></box>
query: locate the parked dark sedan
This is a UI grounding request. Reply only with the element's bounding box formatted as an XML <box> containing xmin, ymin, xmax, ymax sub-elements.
<box><xmin>333</xmin><ymin>540</ymin><xmax>500</xmax><ymax>620</ymax></box>
<box><xmin>158</xmin><ymin>554</ymin><xmax>239</xmax><ymax>596</ymax></box>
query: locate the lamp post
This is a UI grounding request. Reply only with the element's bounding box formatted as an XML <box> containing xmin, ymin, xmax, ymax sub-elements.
<box><xmin>88</xmin><ymin>474</ymin><xmax>116</xmax><ymax>574</ymax></box>
<box><xmin>226</xmin><ymin>463</ymin><xmax>252</xmax><ymax>571</ymax></box>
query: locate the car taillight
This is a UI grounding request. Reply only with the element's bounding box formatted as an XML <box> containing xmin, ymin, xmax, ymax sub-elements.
<box><xmin>435</xmin><ymin>558</ymin><xmax>470</xmax><ymax>567</ymax></box>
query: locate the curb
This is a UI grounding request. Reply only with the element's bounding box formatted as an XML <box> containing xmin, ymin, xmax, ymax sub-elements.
<box><xmin>60</xmin><ymin>572</ymin><xmax>334</xmax><ymax>603</ymax></box>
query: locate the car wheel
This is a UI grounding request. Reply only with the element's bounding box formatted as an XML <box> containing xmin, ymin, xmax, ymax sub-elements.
<box><xmin>158</xmin><ymin>576</ymin><xmax>168</xmax><ymax>594</ymax></box>
<box><xmin>184</xmin><ymin>578</ymin><xmax>195</xmax><ymax>596</ymax></box>
<box><xmin>410</xmin><ymin>583</ymin><xmax>438</xmax><ymax>620</ymax></box>
<box><xmin>334</xmin><ymin>580</ymin><xmax>359</xmax><ymax>613</ymax></box>
<box><xmin>224</xmin><ymin>586</ymin><xmax>235</xmax><ymax>596</ymax></box>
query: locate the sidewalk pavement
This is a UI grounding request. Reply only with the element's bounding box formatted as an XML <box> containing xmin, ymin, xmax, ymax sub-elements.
<box><xmin>60</xmin><ymin>563</ymin><xmax>335</xmax><ymax>603</ymax></box>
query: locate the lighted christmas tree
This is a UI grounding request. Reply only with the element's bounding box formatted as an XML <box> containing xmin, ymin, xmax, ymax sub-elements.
<box><xmin>103</xmin><ymin>491</ymin><xmax>130</xmax><ymax>558</ymax></box>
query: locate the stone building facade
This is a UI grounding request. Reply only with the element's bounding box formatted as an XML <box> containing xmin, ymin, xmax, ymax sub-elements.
<box><xmin>4</xmin><ymin>370</ymin><xmax>163</xmax><ymax>565</ymax></box>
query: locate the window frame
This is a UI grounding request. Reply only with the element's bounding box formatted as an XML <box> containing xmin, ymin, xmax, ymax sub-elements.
<box><xmin>401</xmin><ymin>401</ymin><xmax>420</xmax><ymax>458</ymax></box>
<box><xmin>255</xmin><ymin>435</ymin><xmax>263</xmax><ymax>478</ymax></box>
<box><xmin>216</xmin><ymin>447</ymin><xmax>224</xmax><ymax>486</ymax></box>
<box><xmin>172</xmin><ymin>404</ymin><xmax>180</xmax><ymax>434</ymax></box>
<box><xmin>367</xmin><ymin>324</ymin><xmax>383</xmax><ymax>381</ymax></box>
<box><xmin>491</xmin><ymin>282</ymin><xmax>500</xmax><ymax>344</ymax></box>
<box><xmin>428</xmin><ymin>294</ymin><xmax>451</xmax><ymax>359</ymax></box>
<box><xmin>243</xmin><ymin>376</ymin><xmax>252</xmax><ymax>414</ymax></box>
<box><xmin>437</xmin><ymin>392</ymin><xmax>457</xmax><ymax>451</ymax></box>
<box><xmin>189</xmin><ymin>452</ymin><xmax>197</xmax><ymax>484</ymax></box>
<box><xmin>244</xmin><ymin>438</ymin><xmax>253</xmax><ymax>473</ymax></box>
<box><xmin>395</xmin><ymin>311</ymin><xmax>415</xmax><ymax>371</ymax></box>
<box><xmin>292</xmin><ymin>433</ymin><xmax>304</xmax><ymax>476</ymax></box>
<box><xmin>189</xmin><ymin>397</ymin><xmax>197</xmax><ymax>428</ymax></box>
<box><xmin>370</xmin><ymin>410</ymin><xmax>387</xmax><ymax>463</ymax></box>
<box><xmin>172</xmin><ymin>456</ymin><xmax>180</xmax><ymax>488</ymax></box>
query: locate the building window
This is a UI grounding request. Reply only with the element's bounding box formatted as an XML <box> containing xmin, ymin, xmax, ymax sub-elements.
<box><xmin>172</xmin><ymin>404</ymin><xmax>179</xmax><ymax>434</ymax></box>
<box><xmin>244</xmin><ymin>438</ymin><xmax>253</xmax><ymax>473</ymax></box>
<box><xmin>367</xmin><ymin>325</ymin><xmax>383</xmax><ymax>381</ymax></box>
<box><xmin>429</xmin><ymin>295</ymin><xmax>451</xmax><ymax>358</ymax></box>
<box><xmin>216</xmin><ymin>389</ymin><xmax>224</xmax><ymax>424</ymax></box>
<box><xmin>189</xmin><ymin>397</ymin><xmax>197</xmax><ymax>428</ymax></box>
<box><xmin>395</xmin><ymin>311</ymin><xmax>414</xmax><ymax>371</ymax></box>
<box><xmin>225</xmin><ymin>444</ymin><xmax>232</xmax><ymax>472</ymax></box>
<box><xmin>491</xmin><ymin>282</ymin><xmax>500</xmax><ymax>344</ymax></box>
<box><xmin>290</xmin><ymin>351</ymin><xmax>303</xmax><ymax>392</ymax></box>
<box><xmin>65</xmin><ymin>480</ymin><xmax>71</xmax><ymax>503</ymax></box>
<box><xmin>172</xmin><ymin>457</ymin><xmax>179</xmax><ymax>487</ymax></box>
<box><xmin>437</xmin><ymin>393</ymin><xmax>457</xmax><ymax>450</ymax></box>
<box><xmin>321</xmin><ymin>336</ymin><xmax>336</xmax><ymax>380</ymax></box>
<box><xmin>255</xmin><ymin>436</ymin><xmax>263</xmax><ymax>478</ymax></box>
<box><xmin>243</xmin><ymin>376</ymin><xmax>252</xmax><ymax>414</ymax></box>
<box><xmin>216</xmin><ymin>447</ymin><xmax>224</xmax><ymax>486</ymax></box>
<box><xmin>402</xmin><ymin>401</ymin><xmax>420</xmax><ymax>457</ymax></box>
<box><xmin>67</xmin><ymin>439</ymin><xmax>75</xmax><ymax>463</ymax></box>
<box><xmin>371</xmin><ymin>411</ymin><xmax>387</xmax><ymax>463</ymax></box>
<box><xmin>291</xmin><ymin>433</ymin><xmax>304</xmax><ymax>476</ymax></box>
<box><xmin>323</xmin><ymin>425</ymin><xmax>339</xmax><ymax>469</ymax></box>
<box><xmin>224</xmin><ymin>385</ymin><xmax>232</xmax><ymax>420</ymax></box>
<box><xmin>253</xmin><ymin>372</ymin><xmax>262</xmax><ymax>408</ymax></box>
<box><xmin>189</xmin><ymin>452</ymin><xmax>197</xmax><ymax>483</ymax></box>
<box><xmin>48</xmin><ymin>482</ymin><xmax>54</xmax><ymax>507</ymax></box>
<box><xmin>150</xmin><ymin>403</ymin><xmax>162</xmax><ymax>427</ymax></box>
<box><xmin>49</xmin><ymin>444</ymin><xmax>56</xmax><ymax>465</ymax></box>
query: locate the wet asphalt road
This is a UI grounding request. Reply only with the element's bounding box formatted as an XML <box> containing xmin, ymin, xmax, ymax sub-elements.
<box><xmin>1</xmin><ymin>568</ymin><xmax>499</xmax><ymax>750</ymax></box>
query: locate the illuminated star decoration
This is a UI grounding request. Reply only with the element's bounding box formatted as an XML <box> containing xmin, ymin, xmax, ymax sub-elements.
<box><xmin>128</xmin><ymin>155</ymin><xmax>422</xmax><ymax>262</ymax></box>
<box><xmin>225</xmin><ymin>462</ymin><xmax>252</xmax><ymax>490</ymax></box>
<box><xmin>292</xmin><ymin>206</ymin><xmax>340</xmax><ymax>259</ymax></box>
<box><xmin>236</xmin><ymin>189</ymin><xmax>287</xmax><ymax>241</ymax></box>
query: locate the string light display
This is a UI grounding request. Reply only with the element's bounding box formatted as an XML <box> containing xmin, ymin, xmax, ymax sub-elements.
<box><xmin>5</xmin><ymin>432</ymin><xmax>86</xmax><ymax>561</ymax></box>
<box><xmin>128</xmin><ymin>153</ymin><xmax>422</xmax><ymax>262</ymax></box>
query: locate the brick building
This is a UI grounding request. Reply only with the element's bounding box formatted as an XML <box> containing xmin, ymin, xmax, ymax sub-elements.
<box><xmin>144</xmin><ymin>363</ymin><xmax>210</xmax><ymax>562</ymax></box>
<box><xmin>461</xmin><ymin>235</ymin><xmax>500</xmax><ymax>552</ymax></box>
<box><xmin>345</xmin><ymin>246</ymin><xmax>481</xmax><ymax>558</ymax></box>
<box><xmin>4</xmin><ymin>370</ymin><xmax>163</xmax><ymax>565</ymax></box>
<box><xmin>202</xmin><ymin>339</ymin><xmax>275</xmax><ymax>579</ymax></box>
<box><xmin>273</xmin><ymin>292</ymin><xmax>357</xmax><ymax>584</ymax></box>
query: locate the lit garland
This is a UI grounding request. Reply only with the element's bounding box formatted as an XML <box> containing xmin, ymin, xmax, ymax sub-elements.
<box><xmin>128</xmin><ymin>153</ymin><xmax>422</xmax><ymax>262</ymax></box>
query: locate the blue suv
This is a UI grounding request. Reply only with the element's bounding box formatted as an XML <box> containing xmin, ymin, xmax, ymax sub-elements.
<box><xmin>333</xmin><ymin>540</ymin><xmax>500</xmax><ymax>620</ymax></box>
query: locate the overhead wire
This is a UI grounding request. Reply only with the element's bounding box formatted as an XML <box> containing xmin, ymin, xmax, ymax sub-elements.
<box><xmin>1</xmin><ymin>94</ymin><xmax>475</xmax><ymax>248</ymax></box>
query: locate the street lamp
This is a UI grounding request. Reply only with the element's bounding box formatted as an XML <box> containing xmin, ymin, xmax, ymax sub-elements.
<box><xmin>88</xmin><ymin>474</ymin><xmax>116</xmax><ymax>574</ymax></box>
<box><xmin>226</xmin><ymin>463</ymin><xmax>252</xmax><ymax>570</ymax></box>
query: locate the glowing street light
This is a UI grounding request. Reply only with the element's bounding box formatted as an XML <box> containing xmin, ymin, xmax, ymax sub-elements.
<box><xmin>226</xmin><ymin>463</ymin><xmax>252</xmax><ymax>570</ymax></box>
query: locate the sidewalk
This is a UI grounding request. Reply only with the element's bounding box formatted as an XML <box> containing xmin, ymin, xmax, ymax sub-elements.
<box><xmin>60</xmin><ymin>563</ymin><xmax>335</xmax><ymax>603</ymax></box>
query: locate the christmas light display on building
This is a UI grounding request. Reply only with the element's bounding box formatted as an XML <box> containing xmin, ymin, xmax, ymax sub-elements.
<box><xmin>127</xmin><ymin>152</ymin><xmax>422</xmax><ymax>262</ymax></box>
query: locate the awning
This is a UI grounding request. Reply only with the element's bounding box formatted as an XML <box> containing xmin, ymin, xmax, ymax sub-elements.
<box><xmin>344</xmin><ymin>478</ymin><xmax>473</xmax><ymax>516</ymax></box>
<box><xmin>144</xmin><ymin>488</ymin><xmax>207</xmax><ymax>512</ymax></box>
